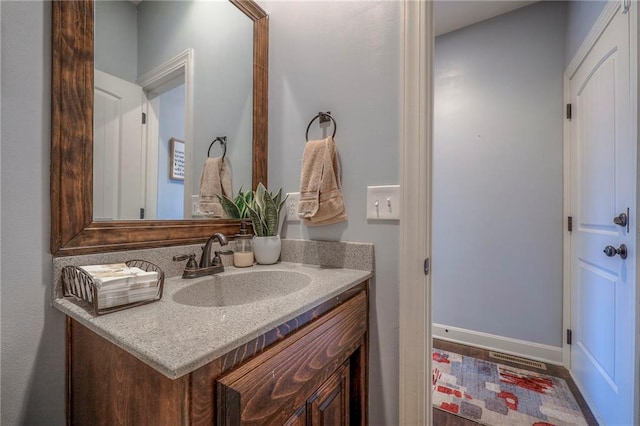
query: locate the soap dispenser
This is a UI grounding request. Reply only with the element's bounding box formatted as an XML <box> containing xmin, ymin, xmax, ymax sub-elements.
<box><xmin>233</xmin><ymin>221</ymin><xmax>254</xmax><ymax>267</ymax></box>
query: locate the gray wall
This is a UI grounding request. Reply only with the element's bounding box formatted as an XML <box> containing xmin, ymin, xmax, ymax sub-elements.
<box><xmin>137</xmin><ymin>1</ymin><xmax>253</xmax><ymax>197</ymax></box>
<box><xmin>432</xmin><ymin>1</ymin><xmax>567</xmax><ymax>347</ymax></box>
<box><xmin>565</xmin><ymin>0</ymin><xmax>607</xmax><ymax>67</ymax></box>
<box><xmin>266</xmin><ymin>2</ymin><xmax>401</xmax><ymax>424</ymax></box>
<box><xmin>94</xmin><ymin>0</ymin><xmax>138</xmax><ymax>82</ymax></box>
<box><xmin>1</xmin><ymin>1</ymin><xmax>66</xmax><ymax>425</ymax></box>
<box><xmin>157</xmin><ymin>84</ymin><xmax>186</xmax><ymax>219</ymax></box>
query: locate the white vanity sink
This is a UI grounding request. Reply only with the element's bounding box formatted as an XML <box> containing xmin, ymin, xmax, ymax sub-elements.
<box><xmin>172</xmin><ymin>270</ymin><xmax>311</xmax><ymax>307</ymax></box>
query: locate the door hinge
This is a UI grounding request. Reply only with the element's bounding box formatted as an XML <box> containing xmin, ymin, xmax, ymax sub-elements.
<box><xmin>566</xmin><ymin>103</ymin><xmax>572</xmax><ymax>120</ymax></box>
<box><xmin>424</xmin><ymin>258</ymin><xmax>430</xmax><ymax>276</ymax></box>
<box><xmin>623</xmin><ymin>0</ymin><xmax>630</xmax><ymax>14</ymax></box>
<box><xmin>568</xmin><ymin>216</ymin><xmax>573</xmax><ymax>232</ymax></box>
<box><xmin>142</xmin><ymin>112</ymin><xmax>147</xmax><ymax>124</ymax></box>
<box><xmin>140</xmin><ymin>208</ymin><xmax>145</xmax><ymax>219</ymax></box>
<box><xmin>566</xmin><ymin>329</ymin><xmax>572</xmax><ymax>345</ymax></box>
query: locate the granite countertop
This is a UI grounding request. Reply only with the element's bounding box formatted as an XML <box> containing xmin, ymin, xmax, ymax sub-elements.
<box><xmin>53</xmin><ymin>262</ymin><xmax>371</xmax><ymax>379</ymax></box>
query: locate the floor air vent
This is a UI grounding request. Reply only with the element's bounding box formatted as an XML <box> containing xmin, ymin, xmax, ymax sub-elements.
<box><xmin>488</xmin><ymin>351</ymin><xmax>547</xmax><ymax>370</ymax></box>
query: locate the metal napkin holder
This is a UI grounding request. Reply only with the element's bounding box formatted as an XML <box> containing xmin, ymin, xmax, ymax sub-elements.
<box><xmin>61</xmin><ymin>260</ymin><xmax>165</xmax><ymax>316</ymax></box>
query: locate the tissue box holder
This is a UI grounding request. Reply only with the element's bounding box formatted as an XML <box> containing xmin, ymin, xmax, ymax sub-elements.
<box><xmin>61</xmin><ymin>260</ymin><xmax>165</xmax><ymax>315</ymax></box>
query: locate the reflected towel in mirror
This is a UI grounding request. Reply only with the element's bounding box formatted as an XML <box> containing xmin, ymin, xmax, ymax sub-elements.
<box><xmin>198</xmin><ymin>157</ymin><xmax>232</xmax><ymax>217</ymax></box>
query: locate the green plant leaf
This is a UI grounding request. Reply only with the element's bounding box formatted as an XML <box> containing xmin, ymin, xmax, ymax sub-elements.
<box><xmin>275</xmin><ymin>193</ymin><xmax>288</xmax><ymax>234</ymax></box>
<box><xmin>243</xmin><ymin>190</ymin><xmax>253</xmax><ymax>205</ymax></box>
<box><xmin>241</xmin><ymin>191</ymin><xmax>252</xmax><ymax>219</ymax></box>
<box><xmin>217</xmin><ymin>195</ymin><xmax>241</xmax><ymax>219</ymax></box>
<box><xmin>235</xmin><ymin>194</ymin><xmax>248</xmax><ymax>218</ymax></box>
<box><xmin>254</xmin><ymin>183</ymin><xmax>266</xmax><ymax>212</ymax></box>
<box><xmin>273</xmin><ymin>188</ymin><xmax>283</xmax><ymax>207</ymax></box>
<box><xmin>263</xmin><ymin>195</ymin><xmax>279</xmax><ymax>236</ymax></box>
<box><xmin>246</xmin><ymin>204</ymin><xmax>266</xmax><ymax>236</ymax></box>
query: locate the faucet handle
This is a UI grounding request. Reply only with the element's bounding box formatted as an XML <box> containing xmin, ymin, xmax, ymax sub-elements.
<box><xmin>173</xmin><ymin>254</ymin><xmax>198</xmax><ymax>270</ymax></box>
<box><xmin>213</xmin><ymin>250</ymin><xmax>233</xmax><ymax>266</ymax></box>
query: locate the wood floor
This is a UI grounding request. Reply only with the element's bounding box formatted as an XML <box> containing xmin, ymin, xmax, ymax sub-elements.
<box><xmin>432</xmin><ymin>339</ymin><xmax>599</xmax><ymax>426</ymax></box>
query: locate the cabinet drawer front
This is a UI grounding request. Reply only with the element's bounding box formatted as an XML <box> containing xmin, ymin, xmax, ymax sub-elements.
<box><xmin>217</xmin><ymin>291</ymin><xmax>367</xmax><ymax>426</ymax></box>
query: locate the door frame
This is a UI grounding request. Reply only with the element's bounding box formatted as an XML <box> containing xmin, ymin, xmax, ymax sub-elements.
<box><xmin>398</xmin><ymin>1</ymin><xmax>433</xmax><ymax>424</ymax></box>
<box><xmin>144</xmin><ymin>95</ymin><xmax>160</xmax><ymax>220</ymax></box>
<box><xmin>562</xmin><ymin>0</ymin><xmax>639</xmax><ymax>423</ymax></box>
<box><xmin>137</xmin><ymin>48</ymin><xmax>194</xmax><ymax>219</ymax></box>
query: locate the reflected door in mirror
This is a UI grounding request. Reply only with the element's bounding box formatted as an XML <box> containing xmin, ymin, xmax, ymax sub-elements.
<box><xmin>93</xmin><ymin>70</ymin><xmax>144</xmax><ymax>221</ymax></box>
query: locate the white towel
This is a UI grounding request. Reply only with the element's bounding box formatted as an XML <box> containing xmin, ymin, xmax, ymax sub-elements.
<box><xmin>198</xmin><ymin>157</ymin><xmax>232</xmax><ymax>217</ymax></box>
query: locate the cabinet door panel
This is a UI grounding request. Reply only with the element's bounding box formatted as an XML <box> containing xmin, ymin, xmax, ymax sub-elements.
<box><xmin>309</xmin><ymin>361</ymin><xmax>350</xmax><ymax>426</ymax></box>
<box><xmin>217</xmin><ymin>292</ymin><xmax>366</xmax><ymax>425</ymax></box>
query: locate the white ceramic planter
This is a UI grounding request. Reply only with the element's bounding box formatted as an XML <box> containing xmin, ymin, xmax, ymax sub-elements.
<box><xmin>253</xmin><ymin>235</ymin><xmax>281</xmax><ymax>265</ymax></box>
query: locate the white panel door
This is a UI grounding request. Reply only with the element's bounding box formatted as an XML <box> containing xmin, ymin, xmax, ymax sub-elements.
<box><xmin>94</xmin><ymin>70</ymin><xmax>144</xmax><ymax>220</ymax></box>
<box><xmin>569</xmin><ymin>7</ymin><xmax>635</xmax><ymax>425</ymax></box>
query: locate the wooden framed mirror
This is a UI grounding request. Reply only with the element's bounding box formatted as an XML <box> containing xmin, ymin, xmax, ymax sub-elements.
<box><xmin>51</xmin><ymin>0</ymin><xmax>268</xmax><ymax>256</ymax></box>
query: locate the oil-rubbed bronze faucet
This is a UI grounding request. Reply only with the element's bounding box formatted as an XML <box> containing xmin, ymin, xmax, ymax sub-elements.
<box><xmin>173</xmin><ymin>233</ymin><xmax>231</xmax><ymax>279</ymax></box>
<box><xmin>199</xmin><ymin>233</ymin><xmax>228</xmax><ymax>268</ymax></box>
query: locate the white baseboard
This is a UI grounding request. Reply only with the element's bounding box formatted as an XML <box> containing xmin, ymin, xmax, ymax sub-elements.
<box><xmin>433</xmin><ymin>323</ymin><xmax>563</xmax><ymax>366</ymax></box>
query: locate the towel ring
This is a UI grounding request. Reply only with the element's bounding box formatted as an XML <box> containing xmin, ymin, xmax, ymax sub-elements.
<box><xmin>207</xmin><ymin>136</ymin><xmax>227</xmax><ymax>159</ymax></box>
<box><xmin>305</xmin><ymin>112</ymin><xmax>337</xmax><ymax>141</ymax></box>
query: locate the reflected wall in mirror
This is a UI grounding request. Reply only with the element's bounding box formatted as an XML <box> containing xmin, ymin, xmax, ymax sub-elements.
<box><xmin>51</xmin><ymin>0</ymin><xmax>268</xmax><ymax>255</ymax></box>
<box><xmin>93</xmin><ymin>0</ymin><xmax>253</xmax><ymax>221</ymax></box>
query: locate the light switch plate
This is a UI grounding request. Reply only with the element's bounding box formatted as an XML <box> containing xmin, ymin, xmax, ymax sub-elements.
<box><xmin>366</xmin><ymin>185</ymin><xmax>400</xmax><ymax>220</ymax></box>
<box><xmin>285</xmin><ymin>192</ymin><xmax>301</xmax><ymax>222</ymax></box>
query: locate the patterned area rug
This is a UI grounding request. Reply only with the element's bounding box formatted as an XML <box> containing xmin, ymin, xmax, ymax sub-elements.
<box><xmin>432</xmin><ymin>349</ymin><xmax>588</xmax><ymax>425</ymax></box>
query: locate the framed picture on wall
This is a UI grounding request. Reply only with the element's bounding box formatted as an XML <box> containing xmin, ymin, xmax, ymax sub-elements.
<box><xmin>170</xmin><ymin>138</ymin><xmax>185</xmax><ymax>180</ymax></box>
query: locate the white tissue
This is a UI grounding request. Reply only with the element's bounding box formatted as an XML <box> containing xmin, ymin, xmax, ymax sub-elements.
<box><xmin>79</xmin><ymin>263</ymin><xmax>159</xmax><ymax>309</ymax></box>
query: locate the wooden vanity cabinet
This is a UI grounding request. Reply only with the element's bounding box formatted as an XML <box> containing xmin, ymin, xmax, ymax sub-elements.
<box><xmin>67</xmin><ymin>282</ymin><xmax>368</xmax><ymax>425</ymax></box>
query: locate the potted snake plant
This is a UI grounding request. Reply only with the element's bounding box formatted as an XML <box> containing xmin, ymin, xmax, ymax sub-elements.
<box><xmin>246</xmin><ymin>183</ymin><xmax>287</xmax><ymax>264</ymax></box>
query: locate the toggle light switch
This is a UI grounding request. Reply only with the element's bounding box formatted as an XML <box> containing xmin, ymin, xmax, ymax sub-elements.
<box><xmin>366</xmin><ymin>185</ymin><xmax>400</xmax><ymax>220</ymax></box>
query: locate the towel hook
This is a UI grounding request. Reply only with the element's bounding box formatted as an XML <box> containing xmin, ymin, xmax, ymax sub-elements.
<box><xmin>305</xmin><ymin>111</ymin><xmax>337</xmax><ymax>141</ymax></box>
<box><xmin>207</xmin><ymin>136</ymin><xmax>227</xmax><ymax>159</ymax></box>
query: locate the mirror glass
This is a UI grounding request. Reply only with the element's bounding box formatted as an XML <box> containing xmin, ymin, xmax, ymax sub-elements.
<box><xmin>94</xmin><ymin>0</ymin><xmax>253</xmax><ymax>221</ymax></box>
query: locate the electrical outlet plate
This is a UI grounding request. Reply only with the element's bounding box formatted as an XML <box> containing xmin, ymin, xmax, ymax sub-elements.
<box><xmin>285</xmin><ymin>192</ymin><xmax>301</xmax><ymax>222</ymax></box>
<box><xmin>366</xmin><ymin>185</ymin><xmax>400</xmax><ymax>220</ymax></box>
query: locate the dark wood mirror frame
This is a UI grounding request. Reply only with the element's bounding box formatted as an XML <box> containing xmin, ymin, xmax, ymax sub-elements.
<box><xmin>51</xmin><ymin>0</ymin><xmax>268</xmax><ymax>256</ymax></box>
